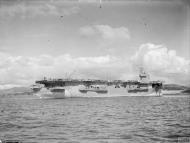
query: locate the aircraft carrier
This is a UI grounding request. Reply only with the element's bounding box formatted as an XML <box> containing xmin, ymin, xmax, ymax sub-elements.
<box><xmin>31</xmin><ymin>69</ymin><xmax>163</xmax><ymax>98</ymax></box>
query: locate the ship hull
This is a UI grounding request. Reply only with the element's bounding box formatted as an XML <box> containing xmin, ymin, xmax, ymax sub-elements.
<box><xmin>63</xmin><ymin>85</ymin><xmax>162</xmax><ymax>97</ymax></box>
<box><xmin>33</xmin><ymin>85</ymin><xmax>162</xmax><ymax>98</ymax></box>
<box><xmin>107</xmin><ymin>85</ymin><xmax>162</xmax><ymax>96</ymax></box>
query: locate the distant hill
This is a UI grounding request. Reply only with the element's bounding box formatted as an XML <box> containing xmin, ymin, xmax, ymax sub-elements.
<box><xmin>163</xmin><ymin>84</ymin><xmax>188</xmax><ymax>90</ymax></box>
<box><xmin>0</xmin><ymin>87</ymin><xmax>33</xmax><ymax>95</ymax></box>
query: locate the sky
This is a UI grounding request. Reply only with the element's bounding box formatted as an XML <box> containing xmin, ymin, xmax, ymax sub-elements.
<box><xmin>0</xmin><ymin>0</ymin><xmax>190</xmax><ymax>89</ymax></box>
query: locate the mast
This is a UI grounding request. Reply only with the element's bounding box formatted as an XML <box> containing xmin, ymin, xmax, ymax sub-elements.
<box><xmin>139</xmin><ymin>67</ymin><xmax>149</xmax><ymax>83</ymax></box>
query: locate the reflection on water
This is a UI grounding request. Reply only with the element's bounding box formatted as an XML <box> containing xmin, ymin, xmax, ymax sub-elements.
<box><xmin>0</xmin><ymin>94</ymin><xmax>190</xmax><ymax>143</ymax></box>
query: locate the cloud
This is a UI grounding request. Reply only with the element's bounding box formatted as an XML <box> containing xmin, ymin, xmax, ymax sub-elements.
<box><xmin>79</xmin><ymin>26</ymin><xmax>96</xmax><ymax>37</ymax></box>
<box><xmin>79</xmin><ymin>25</ymin><xmax>130</xmax><ymax>40</ymax></box>
<box><xmin>79</xmin><ymin>25</ymin><xmax>131</xmax><ymax>54</ymax></box>
<box><xmin>131</xmin><ymin>43</ymin><xmax>190</xmax><ymax>84</ymax></box>
<box><xmin>0</xmin><ymin>52</ymin><xmax>127</xmax><ymax>89</ymax></box>
<box><xmin>0</xmin><ymin>1</ymin><xmax>80</xmax><ymax>19</ymax></box>
<box><xmin>0</xmin><ymin>43</ymin><xmax>189</xmax><ymax>89</ymax></box>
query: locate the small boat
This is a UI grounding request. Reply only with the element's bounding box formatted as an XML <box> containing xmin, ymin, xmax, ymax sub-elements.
<box><xmin>32</xmin><ymin>86</ymin><xmax>66</xmax><ymax>99</ymax></box>
<box><xmin>31</xmin><ymin>84</ymin><xmax>43</xmax><ymax>92</ymax></box>
<box><xmin>79</xmin><ymin>85</ymin><xmax>108</xmax><ymax>94</ymax></box>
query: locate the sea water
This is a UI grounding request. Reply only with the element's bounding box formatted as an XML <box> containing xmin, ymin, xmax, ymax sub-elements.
<box><xmin>0</xmin><ymin>94</ymin><xmax>189</xmax><ymax>143</ymax></box>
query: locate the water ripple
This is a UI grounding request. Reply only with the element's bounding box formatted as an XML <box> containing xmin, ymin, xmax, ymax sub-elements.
<box><xmin>0</xmin><ymin>95</ymin><xmax>189</xmax><ymax>143</ymax></box>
